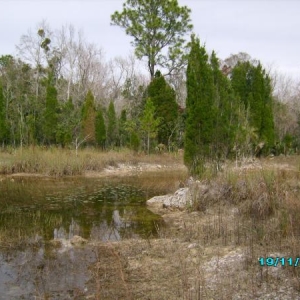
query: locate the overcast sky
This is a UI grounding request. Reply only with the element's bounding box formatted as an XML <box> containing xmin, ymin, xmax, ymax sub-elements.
<box><xmin>1</xmin><ymin>0</ymin><xmax>299</xmax><ymax>80</ymax></box>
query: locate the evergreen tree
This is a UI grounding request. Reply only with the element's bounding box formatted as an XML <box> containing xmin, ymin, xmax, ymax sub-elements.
<box><xmin>111</xmin><ymin>0</ymin><xmax>193</xmax><ymax>79</ymax></box>
<box><xmin>95</xmin><ymin>108</ymin><xmax>106</xmax><ymax>149</ymax></box>
<box><xmin>231</xmin><ymin>62</ymin><xmax>275</xmax><ymax>154</ymax></box>
<box><xmin>43</xmin><ymin>74</ymin><xmax>59</xmax><ymax>144</ymax></box>
<box><xmin>56</xmin><ymin>98</ymin><xmax>77</xmax><ymax>147</ymax></box>
<box><xmin>81</xmin><ymin>90</ymin><xmax>96</xmax><ymax>145</ymax></box>
<box><xmin>210</xmin><ymin>51</ymin><xmax>236</xmax><ymax>160</ymax></box>
<box><xmin>146</xmin><ymin>70</ymin><xmax>178</xmax><ymax>146</ymax></box>
<box><xmin>184</xmin><ymin>35</ymin><xmax>215</xmax><ymax>174</ymax></box>
<box><xmin>118</xmin><ymin>109</ymin><xmax>129</xmax><ymax>147</ymax></box>
<box><xmin>140</xmin><ymin>98</ymin><xmax>161</xmax><ymax>154</ymax></box>
<box><xmin>107</xmin><ymin>101</ymin><xmax>118</xmax><ymax>148</ymax></box>
<box><xmin>0</xmin><ymin>81</ymin><xmax>7</xmax><ymax>145</ymax></box>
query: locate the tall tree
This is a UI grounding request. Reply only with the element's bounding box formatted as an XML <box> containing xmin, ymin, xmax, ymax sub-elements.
<box><xmin>210</xmin><ymin>51</ymin><xmax>236</xmax><ymax>160</ymax></box>
<box><xmin>107</xmin><ymin>101</ymin><xmax>118</xmax><ymax>148</ymax></box>
<box><xmin>140</xmin><ymin>98</ymin><xmax>161</xmax><ymax>154</ymax></box>
<box><xmin>95</xmin><ymin>108</ymin><xmax>106</xmax><ymax>149</ymax></box>
<box><xmin>43</xmin><ymin>74</ymin><xmax>59</xmax><ymax>144</ymax></box>
<box><xmin>111</xmin><ymin>0</ymin><xmax>193</xmax><ymax>79</ymax></box>
<box><xmin>81</xmin><ymin>90</ymin><xmax>96</xmax><ymax>144</ymax></box>
<box><xmin>56</xmin><ymin>98</ymin><xmax>78</xmax><ymax>147</ymax></box>
<box><xmin>16</xmin><ymin>22</ymin><xmax>52</xmax><ymax>103</ymax></box>
<box><xmin>118</xmin><ymin>109</ymin><xmax>129</xmax><ymax>147</ymax></box>
<box><xmin>231</xmin><ymin>61</ymin><xmax>275</xmax><ymax>153</ymax></box>
<box><xmin>184</xmin><ymin>35</ymin><xmax>215</xmax><ymax>174</ymax></box>
<box><xmin>0</xmin><ymin>81</ymin><xmax>7</xmax><ymax>145</ymax></box>
<box><xmin>146</xmin><ymin>70</ymin><xmax>178</xmax><ymax>146</ymax></box>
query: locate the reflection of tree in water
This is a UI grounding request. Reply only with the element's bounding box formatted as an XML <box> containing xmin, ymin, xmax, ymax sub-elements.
<box><xmin>0</xmin><ymin>178</ymin><xmax>168</xmax><ymax>298</ymax></box>
<box><xmin>0</xmin><ymin>181</ymin><xmax>163</xmax><ymax>245</ymax></box>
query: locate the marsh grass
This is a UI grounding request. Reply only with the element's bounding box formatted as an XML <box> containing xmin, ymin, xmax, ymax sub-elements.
<box><xmin>0</xmin><ymin>146</ymin><xmax>183</xmax><ymax>176</ymax></box>
<box><xmin>180</xmin><ymin>155</ymin><xmax>300</xmax><ymax>298</ymax></box>
<box><xmin>2</xmin><ymin>152</ymin><xmax>299</xmax><ymax>298</ymax></box>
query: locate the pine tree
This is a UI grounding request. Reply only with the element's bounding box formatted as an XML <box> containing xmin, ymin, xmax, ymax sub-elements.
<box><xmin>81</xmin><ymin>90</ymin><xmax>96</xmax><ymax>145</ymax></box>
<box><xmin>107</xmin><ymin>101</ymin><xmax>118</xmax><ymax>148</ymax></box>
<box><xmin>146</xmin><ymin>70</ymin><xmax>178</xmax><ymax>146</ymax></box>
<box><xmin>184</xmin><ymin>35</ymin><xmax>215</xmax><ymax>174</ymax></box>
<box><xmin>95</xmin><ymin>108</ymin><xmax>106</xmax><ymax>149</ymax></box>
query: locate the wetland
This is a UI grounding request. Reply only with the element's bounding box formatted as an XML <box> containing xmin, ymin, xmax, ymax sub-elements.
<box><xmin>0</xmin><ymin>168</ymin><xmax>187</xmax><ymax>299</ymax></box>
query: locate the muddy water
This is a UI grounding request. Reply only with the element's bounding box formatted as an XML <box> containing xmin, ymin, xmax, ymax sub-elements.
<box><xmin>0</xmin><ymin>173</ymin><xmax>183</xmax><ymax>299</ymax></box>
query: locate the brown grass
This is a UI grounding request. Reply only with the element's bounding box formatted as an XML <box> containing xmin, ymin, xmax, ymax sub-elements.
<box><xmin>85</xmin><ymin>155</ymin><xmax>300</xmax><ymax>299</ymax></box>
<box><xmin>0</xmin><ymin>146</ymin><xmax>183</xmax><ymax>177</ymax></box>
<box><xmin>2</xmin><ymin>153</ymin><xmax>300</xmax><ymax>299</ymax></box>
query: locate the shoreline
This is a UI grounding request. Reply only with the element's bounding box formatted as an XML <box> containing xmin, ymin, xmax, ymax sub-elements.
<box><xmin>1</xmin><ymin>162</ymin><xmax>187</xmax><ymax>179</ymax></box>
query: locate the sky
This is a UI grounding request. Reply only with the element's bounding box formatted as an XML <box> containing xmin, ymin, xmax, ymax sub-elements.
<box><xmin>1</xmin><ymin>0</ymin><xmax>300</xmax><ymax>81</ymax></box>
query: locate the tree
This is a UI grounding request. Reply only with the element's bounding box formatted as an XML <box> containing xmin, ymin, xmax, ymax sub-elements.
<box><xmin>56</xmin><ymin>98</ymin><xmax>78</xmax><ymax>147</ymax></box>
<box><xmin>146</xmin><ymin>70</ymin><xmax>178</xmax><ymax>147</ymax></box>
<box><xmin>107</xmin><ymin>101</ymin><xmax>118</xmax><ymax>148</ymax></box>
<box><xmin>81</xmin><ymin>90</ymin><xmax>96</xmax><ymax>145</ymax></box>
<box><xmin>43</xmin><ymin>74</ymin><xmax>59</xmax><ymax>144</ymax></box>
<box><xmin>111</xmin><ymin>0</ymin><xmax>193</xmax><ymax>79</ymax></box>
<box><xmin>95</xmin><ymin>108</ymin><xmax>106</xmax><ymax>149</ymax></box>
<box><xmin>16</xmin><ymin>21</ymin><xmax>52</xmax><ymax>103</ymax></box>
<box><xmin>140</xmin><ymin>98</ymin><xmax>161</xmax><ymax>154</ymax></box>
<box><xmin>231</xmin><ymin>61</ymin><xmax>275</xmax><ymax>154</ymax></box>
<box><xmin>118</xmin><ymin>109</ymin><xmax>129</xmax><ymax>147</ymax></box>
<box><xmin>184</xmin><ymin>35</ymin><xmax>215</xmax><ymax>174</ymax></box>
<box><xmin>210</xmin><ymin>51</ymin><xmax>236</xmax><ymax>160</ymax></box>
<box><xmin>0</xmin><ymin>81</ymin><xmax>8</xmax><ymax>145</ymax></box>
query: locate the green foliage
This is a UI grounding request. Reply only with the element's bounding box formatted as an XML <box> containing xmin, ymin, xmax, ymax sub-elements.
<box><xmin>231</xmin><ymin>61</ymin><xmax>275</xmax><ymax>153</ymax></box>
<box><xmin>95</xmin><ymin>108</ymin><xmax>106</xmax><ymax>149</ymax></box>
<box><xmin>107</xmin><ymin>101</ymin><xmax>118</xmax><ymax>148</ymax></box>
<box><xmin>140</xmin><ymin>98</ymin><xmax>161</xmax><ymax>154</ymax></box>
<box><xmin>122</xmin><ymin>78</ymin><xmax>146</xmax><ymax>118</ymax></box>
<box><xmin>146</xmin><ymin>70</ymin><xmax>178</xmax><ymax>146</ymax></box>
<box><xmin>118</xmin><ymin>109</ymin><xmax>129</xmax><ymax>147</ymax></box>
<box><xmin>81</xmin><ymin>90</ymin><xmax>96</xmax><ymax>145</ymax></box>
<box><xmin>111</xmin><ymin>0</ymin><xmax>193</xmax><ymax>78</ymax></box>
<box><xmin>184</xmin><ymin>35</ymin><xmax>215</xmax><ymax>174</ymax></box>
<box><xmin>130</xmin><ymin>131</ymin><xmax>140</xmax><ymax>152</ymax></box>
<box><xmin>56</xmin><ymin>98</ymin><xmax>78</xmax><ymax>147</ymax></box>
<box><xmin>0</xmin><ymin>55</ymin><xmax>14</xmax><ymax>69</ymax></box>
<box><xmin>0</xmin><ymin>81</ymin><xmax>8</xmax><ymax>144</ymax></box>
<box><xmin>210</xmin><ymin>51</ymin><xmax>235</xmax><ymax>159</ymax></box>
<box><xmin>43</xmin><ymin>74</ymin><xmax>59</xmax><ymax>144</ymax></box>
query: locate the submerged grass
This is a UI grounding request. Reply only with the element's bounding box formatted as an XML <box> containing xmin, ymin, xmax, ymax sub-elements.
<box><xmin>0</xmin><ymin>146</ymin><xmax>183</xmax><ymax>177</ymax></box>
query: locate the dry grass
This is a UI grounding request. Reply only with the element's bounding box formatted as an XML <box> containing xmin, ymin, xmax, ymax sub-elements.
<box><xmin>2</xmin><ymin>153</ymin><xmax>300</xmax><ymax>299</ymax></box>
<box><xmin>85</xmin><ymin>155</ymin><xmax>300</xmax><ymax>299</ymax></box>
<box><xmin>0</xmin><ymin>146</ymin><xmax>183</xmax><ymax>177</ymax></box>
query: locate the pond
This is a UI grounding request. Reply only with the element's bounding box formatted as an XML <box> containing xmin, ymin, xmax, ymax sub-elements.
<box><xmin>0</xmin><ymin>171</ymin><xmax>186</xmax><ymax>299</ymax></box>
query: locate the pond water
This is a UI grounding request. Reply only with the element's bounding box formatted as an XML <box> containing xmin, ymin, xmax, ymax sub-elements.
<box><xmin>0</xmin><ymin>172</ymin><xmax>184</xmax><ymax>299</ymax></box>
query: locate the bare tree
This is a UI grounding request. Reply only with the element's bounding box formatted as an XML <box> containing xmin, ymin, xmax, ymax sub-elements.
<box><xmin>56</xmin><ymin>25</ymin><xmax>110</xmax><ymax>107</ymax></box>
<box><xmin>16</xmin><ymin>20</ymin><xmax>53</xmax><ymax>102</ymax></box>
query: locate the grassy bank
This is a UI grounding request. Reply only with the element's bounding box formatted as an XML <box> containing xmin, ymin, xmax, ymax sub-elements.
<box><xmin>0</xmin><ymin>147</ymin><xmax>184</xmax><ymax>176</ymax></box>
<box><xmin>88</xmin><ymin>155</ymin><xmax>300</xmax><ymax>299</ymax></box>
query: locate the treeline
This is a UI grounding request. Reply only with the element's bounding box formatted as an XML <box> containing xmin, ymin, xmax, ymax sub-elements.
<box><xmin>0</xmin><ymin>22</ymin><xmax>300</xmax><ymax>167</ymax></box>
<box><xmin>0</xmin><ymin>28</ymin><xmax>180</xmax><ymax>151</ymax></box>
<box><xmin>184</xmin><ymin>36</ymin><xmax>277</xmax><ymax>174</ymax></box>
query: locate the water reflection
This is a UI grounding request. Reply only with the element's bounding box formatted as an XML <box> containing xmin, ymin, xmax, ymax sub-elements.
<box><xmin>0</xmin><ymin>174</ymin><xmax>180</xmax><ymax>298</ymax></box>
<box><xmin>0</xmin><ymin>177</ymin><xmax>164</xmax><ymax>245</ymax></box>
